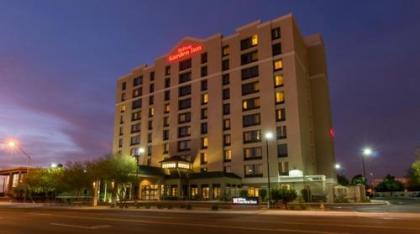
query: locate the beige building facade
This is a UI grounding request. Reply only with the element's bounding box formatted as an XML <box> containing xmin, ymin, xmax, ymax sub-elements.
<box><xmin>112</xmin><ymin>13</ymin><xmax>336</xmax><ymax>200</ymax></box>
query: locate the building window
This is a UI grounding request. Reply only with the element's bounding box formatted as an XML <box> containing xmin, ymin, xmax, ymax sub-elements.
<box><xmin>273</xmin><ymin>59</ymin><xmax>283</xmax><ymax>71</ymax></box>
<box><xmin>222</xmin><ymin>45</ymin><xmax>229</xmax><ymax>57</ymax></box>
<box><xmin>178</xmin><ymin>126</ymin><xmax>191</xmax><ymax>138</ymax></box>
<box><xmin>224</xmin><ymin>150</ymin><xmax>232</xmax><ymax>162</ymax></box>
<box><xmin>201</xmin><ymin>52</ymin><xmax>208</xmax><ymax>64</ymax></box>
<box><xmin>241</xmin><ymin>81</ymin><xmax>259</xmax><ymax>95</ymax></box>
<box><xmin>222</xmin><ymin>74</ymin><xmax>230</xmax><ymax>85</ymax></box>
<box><xmin>271</xmin><ymin>27</ymin><xmax>281</xmax><ymax>40</ymax></box>
<box><xmin>272</xmin><ymin>43</ymin><xmax>282</xmax><ymax>56</ymax></box>
<box><xmin>163</xmin><ymin>143</ymin><xmax>169</xmax><ymax>154</ymax></box>
<box><xmin>118</xmin><ymin>138</ymin><xmax>123</xmax><ymax>148</ymax></box>
<box><xmin>241</xmin><ymin>50</ymin><xmax>258</xmax><ymax>65</ymax></box>
<box><xmin>132</xmin><ymin>99</ymin><xmax>142</xmax><ymax>110</ymax></box>
<box><xmin>131</xmin><ymin>111</ymin><xmax>141</xmax><ymax>121</ymax></box>
<box><xmin>179</xmin><ymin>85</ymin><xmax>191</xmax><ymax>97</ymax></box>
<box><xmin>275</xmin><ymin>91</ymin><xmax>285</xmax><ymax>104</ymax></box>
<box><xmin>243</xmin><ymin>113</ymin><xmax>260</xmax><ymax>127</ymax></box>
<box><xmin>179</xmin><ymin>58</ymin><xmax>192</xmax><ymax>71</ymax></box>
<box><xmin>242</xmin><ymin>97</ymin><xmax>260</xmax><ymax>111</ymax></box>
<box><xmin>244</xmin><ymin>147</ymin><xmax>262</xmax><ymax>160</ymax></box>
<box><xmin>131</xmin><ymin>123</ymin><xmax>140</xmax><ymax>133</ymax></box>
<box><xmin>224</xmin><ymin>165</ymin><xmax>232</xmax><ymax>172</ymax></box>
<box><xmin>276</xmin><ymin>108</ymin><xmax>286</xmax><ymax>121</ymax></box>
<box><xmin>165</xmin><ymin>78</ymin><xmax>170</xmax><ymax>88</ymax></box>
<box><xmin>223</xmin><ymin>103</ymin><xmax>230</xmax><ymax>115</ymax></box>
<box><xmin>149</xmin><ymin>83</ymin><xmax>154</xmax><ymax>93</ymax></box>
<box><xmin>147</xmin><ymin>146</ymin><xmax>152</xmax><ymax>157</ymax></box>
<box><xmin>178</xmin><ymin>140</ymin><xmax>191</xmax><ymax>151</ymax></box>
<box><xmin>148</xmin><ymin>107</ymin><xmax>154</xmax><ymax>117</ymax></box>
<box><xmin>222</xmin><ymin>59</ymin><xmax>229</xmax><ymax>71</ymax></box>
<box><xmin>223</xmin><ymin>134</ymin><xmax>231</xmax><ymax>146</ymax></box>
<box><xmin>130</xmin><ymin>135</ymin><xmax>140</xmax><ymax>145</ymax></box>
<box><xmin>274</xmin><ymin>74</ymin><xmax>284</xmax><ymax>87</ymax></box>
<box><xmin>201</xmin><ymin>108</ymin><xmax>208</xmax><ymax>119</ymax></box>
<box><xmin>122</xmin><ymin>81</ymin><xmax>127</xmax><ymax>90</ymax></box>
<box><xmin>278</xmin><ymin>161</ymin><xmax>289</xmax><ymax>175</ymax></box>
<box><xmin>150</xmin><ymin>71</ymin><xmax>155</xmax><ymax>81</ymax></box>
<box><xmin>222</xmin><ymin>88</ymin><xmax>230</xmax><ymax>100</ymax></box>
<box><xmin>163</xmin><ymin>129</ymin><xmax>169</xmax><ymax>141</ymax></box>
<box><xmin>121</xmin><ymin>93</ymin><xmax>126</xmax><ymax>102</ymax></box>
<box><xmin>276</xmin><ymin>125</ymin><xmax>287</xmax><ymax>139</ymax></box>
<box><xmin>163</xmin><ymin>116</ymin><xmax>169</xmax><ymax>127</ymax></box>
<box><xmin>119</xmin><ymin>126</ymin><xmax>123</xmax><ymax>136</ymax></box>
<box><xmin>147</xmin><ymin>132</ymin><xmax>152</xmax><ymax>143</ymax></box>
<box><xmin>243</xmin><ymin>130</ymin><xmax>261</xmax><ymax>143</ymax></box>
<box><xmin>149</xmin><ymin>95</ymin><xmax>154</xmax><ymax>105</ymax></box>
<box><xmin>244</xmin><ymin>164</ymin><xmax>263</xmax><ymax>177</ymax></box>
<box><xmin>278</xmin><ymin>144</ymin><xmax>288</xmax><ymax>157</ymax></box>
<box><xmin>179</xmin><ymin>72</ymin><xmax>191</xmax><ymax>84</ymax></box>
<box><xmin>223</xmin><ymin>119</ymin><xmax>231</xmax><ymax>130</ymax></box>
<box><xmin>178</xmin><ymin>112</ymin><xmax>191</xmax><ymax>124</ymax></box>
<box><xmin>120</xmin><ymin>115</ymin><xmax>124</xmax><ymax>124</ymax></box>
<box><xmin>241</xmin><ymin>66</ymin><xmax>259</xmax><ymax>80</ymax></box>
<box><xmin>178</xmin><ymin>98</ymin><xmax>191</xmax><ymax>110</ymax></box>
<box><xmin>201</xmin><ymin>137</ymin><xmax>208</xmax><ymax>149</ymax></box>
<box><xmin>164</xmin><ymin>90</ymin><xmax>170</xmax><ymax>101</ymax></box>
<box><xmin>201</xmin><ymin>122</ymin><xmax>208</xmax><ymax>134</ymax></box>
<box><xmin>120</xmin><ymin>105</ymin><xmax>126</xmax><ymax>113</ymax></box>
<box><xmin>201</xmin><ymin>80</ymin><xmax>208</xmax><ymax>91</ymax></box>
<box><xmin>201</xmin><ymin>152</ymin><xmax>208</xmax><ymax>164</ymax></box>
<box><xmin>240</xmin><ymin>34</ymin><xmax>258</xmax><ymax>50</ymax></box>
<box><xmin>201</xmin><ymin>66</ymin><xmax>208</xmax><ymax>77</ymax></box>
<box><xmin>201</xmin><ymin>93</ymin><xmax>208</xmax><ymax>105</ymax></box>
<box><xmin>148</xmin><ymin>120</ymin><xmax>153</xmax><ymax>130</ymax></box>
<box><xmin>164</xmin><ymin>103</ymin><xmax>170</xmax><ymax>113</ymax></box>
<box><xmin>165</xmin><ymin>66</ymin><xmax>171</xmax><ymax>76</ymax></box>
<box><xmin>133</xmin><ymin>76</ymin><xmax>143</xmax><ymax>86</ymax></box>
<box><xmin>133</xmin><ymin>88</ymin><xmax>142</xmax><ymax>97</ymax></box>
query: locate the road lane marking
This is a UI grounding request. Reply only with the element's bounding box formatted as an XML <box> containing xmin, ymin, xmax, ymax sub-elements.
<box><xmin>50</xmin><ymin>223</ymin><xmax>111</xmax><ymax>230</ymax></box>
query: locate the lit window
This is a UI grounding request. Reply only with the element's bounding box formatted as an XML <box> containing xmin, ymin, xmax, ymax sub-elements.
<box><xmin>222</xmin><ymin>45</ymin><xmax>229</xmax><ymax>56</ymax></box>
<box><xmin>275</xmin><ymin>91</ymin><xmax>285</xmax><ymax>104</ymax></box>
<box><xmin>274</xmin><ymin>59</ymin><xmax>283</xmax><ymax>70</ymax></box>
<box><xmin>201</xmin><ymin>93</ymin><xmax>208</xmax><ymax>104</ymax></box>
<box><xmin>224</xmin><ymin>149</ymin><xmax>232</xmax><ymax>161</ymax></box>
<box><xmin>251</xmin><ymin>34</ymin><xmax>258</xmax><ymax>46</ymax></box>
<box><xmin>276</xmin><ymin>108</ymin><xmax>286</xmax><ymax>121</ymax></box>
<box><xmin>164</xmin><ymin>103</ymin><xmax>170</xmax><ymax>113</ymax></box>
<box><xmin>274</xmin><ymin>74</ymin><xmax>284</xmax><ymax>87</ymax></box>
<box><xmin>149</xmin><ymin>107</ymin><xmax>154</xmax><ymax>117</ymax></box>
<box><xmin>201</xmin><ymin>137</ymin><xmax>208</xmax><ymax>148</ymax></box>
<box><xmin>242</xmin><ymin>101</ymin><xmax>248</xmax><ymax>110</ymax></box>
<box><xmin>120</xmin><ymin>105</ymin><xmax>126</xmax><ymax>113</ymax></box>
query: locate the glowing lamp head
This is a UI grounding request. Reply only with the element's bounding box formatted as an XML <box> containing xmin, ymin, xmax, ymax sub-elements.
<box><xmin>363</xmin><ymin>147</ymin><xmax>373</xmax><ymax>156</ymax></box>
<box><xmin>264</xmin><ymin>131</ymin><xmax>274</xmax><ymax>140</ymax></box>
<box><xmin>138</xmin><ymin>147</ymin><xmax>145</xmax><ymax>154</ymax></box>
<box><xmin>335</xmin><ymin>163</ymin><xmax>341</xmax><ymax>170</ymax></box>
<box><xmin>7</xmin><ymin>140</ymin><xmax>17</xmax><ymax>148</ymax></box>
<box><xmin>51</xmin><ymin>163</ymin><xmax>58</xmax><ymax>168</ymax></box>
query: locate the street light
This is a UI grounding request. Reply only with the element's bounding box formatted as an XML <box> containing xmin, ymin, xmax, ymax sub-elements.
<box><xmin>3</xmin><ymin>139</ymin><xmax>32</xmax><ymax>164</ymax></box>
<box><xmin>334</xmin><ymin>163</ymin><xmax>341</xmax><ymax>170</ymax></box>
<box><xmin>134</xmin><ymin>147</ymin><xmax>145</xmax><ymax>200</ymax></box>
<box><xmin>361</xmin><ymin>147</ymin><xmax>373</xmax><ymax>180</ymax></box>
<box><xmin>264</xmin><ymin>131</ymin><xmax>274</xmax><ymax>209</ymax></box>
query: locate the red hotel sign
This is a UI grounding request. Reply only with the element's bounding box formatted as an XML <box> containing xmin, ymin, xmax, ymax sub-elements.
<box><xmin>168</xmin><ymin>44</ymin><xmax>203</xmax><ymax>62</ymax></box>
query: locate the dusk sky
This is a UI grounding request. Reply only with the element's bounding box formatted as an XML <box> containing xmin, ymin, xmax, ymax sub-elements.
<box><xmin>0</xmin><ymin>0</ymin><xmax>419</xmax><ymax>178</ymax></box>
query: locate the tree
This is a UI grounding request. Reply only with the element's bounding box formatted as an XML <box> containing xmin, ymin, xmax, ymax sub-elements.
<box><xmin>337</xmin><ymin>174</ymin><xmax>350</xmax><ymax>186</ymax></box>
<box><xmin>61</xmin><ymin>161</ymin><xmax>92</xmax><ymax>197</ymax></box>
<box><xmin>271</xmin><ymin>188</ymin><xmax>297</xmax><ymax>209</ymax></box>
<box><xmin>351</xmin><ymin>174</ymin><xmax>367</xmax><ymax>185</ymax></box>
<box><xmin>375</xmin><ymin>174</ymin><xmax>404</xmax><ymax>193</ymax></box>
<box><xmin>259</xmin><ymin>188</ymin><xmax>267</xmax><ymax>202</ymax></box>
<box><xmin>407</xmin><ymin>161</ymin><xmax>420</xmax><ymax>191</ymax></box>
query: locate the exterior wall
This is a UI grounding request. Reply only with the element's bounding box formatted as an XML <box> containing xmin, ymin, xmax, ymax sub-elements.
<box><xmin>112</xmin><ymin>13</ymin><xmax>336</xmax><ymax>188</ymax></box>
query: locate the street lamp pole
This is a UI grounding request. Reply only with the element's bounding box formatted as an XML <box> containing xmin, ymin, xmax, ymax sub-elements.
<box><xmin>361</xmin><ymin>147</ymin><xmax>372</xmax><ymax>180</ymax></box>
<box><xmin>135</xmin><ymin>147</ymin><xmax>145</xmax><ymax>200</ymax></box>
<box><xmin>264</xmin><ymin>131</ymin><xmax>274</xmax><ymax>209</ymax></box>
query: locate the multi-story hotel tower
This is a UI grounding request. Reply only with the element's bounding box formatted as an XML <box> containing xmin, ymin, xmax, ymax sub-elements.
<box><xmin>112</xmin><ymin>13</ymin><xmax>336</xmax><ymax>200</ymax></box>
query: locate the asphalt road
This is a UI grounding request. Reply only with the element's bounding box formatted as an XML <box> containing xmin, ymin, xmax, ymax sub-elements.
<box><xmin>1</xmin><ymin>207</ymin><xmax>420</xmax><ymax>234</ymax></box>
<box><xmin>329</xmin><ymin>198</ymin><xmax>420</xmax><ymax>213</ymax></box>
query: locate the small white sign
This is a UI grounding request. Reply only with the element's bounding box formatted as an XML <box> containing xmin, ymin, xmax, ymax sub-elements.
<box><xmin>232</xmin><ymin>197</ymin><xmax>258</xmax><ymax>205</ymax></box>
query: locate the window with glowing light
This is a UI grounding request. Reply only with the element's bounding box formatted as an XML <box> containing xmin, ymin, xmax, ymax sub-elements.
<box><xmin>275</xmin><ymin>91</ymin><xmax>285</xmax><ymax>104</ymax></box>
<box><xmin>273</xmin><ymin>59</ymin><xmax>283</xmax><ymax>71</ymax></box>
<box><xmin>274</xmin><ymin>74</ymin><xmax>284</xmax><ymax>87</ymax></box>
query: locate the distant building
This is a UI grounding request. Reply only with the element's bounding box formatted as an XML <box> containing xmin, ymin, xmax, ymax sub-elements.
<box><xmin>112</xmin><ymin>13</ymin><xmax>336</xmax><ymax>200</ymax></box>
<box><xmin>0</xmin><ymin>167</ymin><xmax>30</xmax><ymax>197</ymax></box>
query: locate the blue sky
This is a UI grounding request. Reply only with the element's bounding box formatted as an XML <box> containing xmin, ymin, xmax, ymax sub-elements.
<box><xmin>0</xmin><ymin>0</ymin><xmax>419</xmax><ymax>178</ymax></box>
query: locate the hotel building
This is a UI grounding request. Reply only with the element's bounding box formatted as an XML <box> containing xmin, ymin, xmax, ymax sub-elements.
<box><xmin>112</xmin><ymin>13</ymin><xmax>336</xmax><ymax>201</ymax></box>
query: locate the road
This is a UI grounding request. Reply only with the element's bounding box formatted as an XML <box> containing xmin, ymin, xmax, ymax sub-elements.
<box><xmin>1</xmin><ymin>206</ymin><xmax>420</xmax><ymax>234</ymax></box>
<box><xmin>329</xmin><ymin>198</ymin><xmax>420</xmax><ymax>213</ymax></box>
